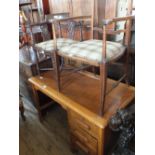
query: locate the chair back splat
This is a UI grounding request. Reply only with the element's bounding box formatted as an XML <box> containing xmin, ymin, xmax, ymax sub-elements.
<box><xmin>51</xmin><ymin>0</ymin><xmax>95</xmax><ymax>44</ymax></box>
<box><xmin>51</xmin><ymin>15</ymin><xmax>92</xmax><ymax>49</ymax></box>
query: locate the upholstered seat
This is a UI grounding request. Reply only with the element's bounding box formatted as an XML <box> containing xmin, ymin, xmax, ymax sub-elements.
<box><xmin>35</xmin><ymin>38</ymin><xmax>78</xmax><ymax>52</ymax></box>
<box><xmin>58</xmin><ymin>39</ymin><xmax>126</xmax><ymax>65</ymax></box>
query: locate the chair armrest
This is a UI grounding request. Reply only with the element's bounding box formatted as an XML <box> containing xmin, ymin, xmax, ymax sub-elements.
<box><xmin>102</xmin><ymin>16</ymin><xmax>135</xmax><ymax>26</ymax></box>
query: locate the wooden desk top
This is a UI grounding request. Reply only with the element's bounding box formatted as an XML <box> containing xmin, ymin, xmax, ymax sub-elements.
<box><xmin>29</xmin><ymin>71</ymin><xmax>135</xmax><ymax>128</ymax></box>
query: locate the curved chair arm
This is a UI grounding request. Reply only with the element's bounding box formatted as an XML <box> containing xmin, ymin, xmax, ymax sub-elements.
<box><xmin>102</xmin><ymin>16</ymin><xmax>135</xmax><ymax>26</ymax></box>
<box><xmin>101</xmin><ymin>15</ymin><xmax>135</xmax><ymax>62</ymax></box>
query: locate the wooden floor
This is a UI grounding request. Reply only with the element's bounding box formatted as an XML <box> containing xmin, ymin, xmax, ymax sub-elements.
<box><xmin>19</xmin><ymin>98</ymin><xmax>85</xmax><ymax>155</ymax></box>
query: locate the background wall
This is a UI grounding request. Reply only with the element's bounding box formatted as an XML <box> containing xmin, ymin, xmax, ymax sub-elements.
<box><xmin>48</xmin><ymin>0</ymin><xmax>117</xmax><ymax>26</ymax></box>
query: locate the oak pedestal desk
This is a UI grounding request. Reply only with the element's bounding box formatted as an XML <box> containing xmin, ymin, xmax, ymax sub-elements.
<box><xmin>28</xmin><ymin>71</ymin><xmax>135</xmax><ymax>155</ymax></box>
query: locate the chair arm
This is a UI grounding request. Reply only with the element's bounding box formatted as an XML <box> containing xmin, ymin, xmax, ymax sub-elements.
<box><xmin>102</xmin><ymin>15</ymin><xmax>135</xmax><ymax>26</ymax></box>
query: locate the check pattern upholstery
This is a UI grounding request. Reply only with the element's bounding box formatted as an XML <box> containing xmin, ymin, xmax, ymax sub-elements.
<box><xmin>58</xmin><ymin>39</ymin><xmax>126</xmax><ymax>64</ymax></box>
<box><xmin>35</xmin><ymin>38</ymin><xmax>78</xmax><ymax>52</ymax></box>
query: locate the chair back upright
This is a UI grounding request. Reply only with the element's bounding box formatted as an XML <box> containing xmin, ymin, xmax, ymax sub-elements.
<box><xmin>101</xmin><ymin>16</ymin><xmax>134</xmax><ymax>62</ymax></box>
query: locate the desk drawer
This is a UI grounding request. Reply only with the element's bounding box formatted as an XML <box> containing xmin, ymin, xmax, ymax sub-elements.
<box><xmin>68</xmin><ymin>111</ymin><xmax>99</xmax><ymax>139</ymax></box>
<box><xmin>71</xmin><ymin>129</ymin><xmax>97</xmax><ymax>155</ymax></box>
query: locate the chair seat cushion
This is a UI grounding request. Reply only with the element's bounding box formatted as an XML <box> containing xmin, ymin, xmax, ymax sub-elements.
<box><xmin>35</xmin><ymin>38</ymin><xmax>78</xmax><ymax>52</ymax></box>
<box><xmin>59</xmin><ymin>39</ymin><xmax>126</xmax><ymax>64</ymax></box>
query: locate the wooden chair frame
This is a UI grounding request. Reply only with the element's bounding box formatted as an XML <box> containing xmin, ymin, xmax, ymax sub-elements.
<box><xmin>52</xmin><ymin>12</ymin><xmax>134</xmax><ymax>116</ymax></box>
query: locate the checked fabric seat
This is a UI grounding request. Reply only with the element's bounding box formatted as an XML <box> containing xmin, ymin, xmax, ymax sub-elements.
<box><xmin>59</xmin><ymin>39</ymin><xmax>126</xmax><ymax>65</ymax></box>
<box><xmin>35</xmin><ymin>38</ymin><xmax>78</xmax><ymax>53</ymax></box>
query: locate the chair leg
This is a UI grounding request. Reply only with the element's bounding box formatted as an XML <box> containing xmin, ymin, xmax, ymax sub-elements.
<box><xmin>99</xmin><ymin>64</ymin><xmax>107</xmax><ymax>116</ymax></box>
<box><xmin>34</xmin><ymin>48</ymin><xmax>41</xmax><ymax>76</ymax></box>
<box><xmin>131</xmin><ymin>52</ymin><xmax>135</xmax><ymax>84</ymax></box>
<box><xmin>31</xmin><ymin>84</ymin><xmax>43</xmax><ymax>122</ymax></box>
<box><xmin>19</xmin><ymin>97</ymin><xmax>26</xmax><ymax>121</ymax></box>
<box><xmin>92</xmin><ymin>66</ymin><xmax>96</xmax><ymax>75</ymax></box>
<box><xmin>124</xmin><ymin>49</ymin><xmax>130</xmax><ymax>85</ymax></box>
<box><xmin>53</xmin><ymin>52</ymin><xmax>61</xmax><ymax>91</ymax></box>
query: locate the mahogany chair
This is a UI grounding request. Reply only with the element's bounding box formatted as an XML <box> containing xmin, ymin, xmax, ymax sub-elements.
<box><xmin>51</xmin><ymin>0</ymin><xmax>133</xmax><ymax>116</ymax></box>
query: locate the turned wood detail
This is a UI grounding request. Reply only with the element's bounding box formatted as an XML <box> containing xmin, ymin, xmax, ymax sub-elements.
<box><xmin>109</xmin><ymin>105</ymin><xmax>135</xmax><ymax>155</ymax></box>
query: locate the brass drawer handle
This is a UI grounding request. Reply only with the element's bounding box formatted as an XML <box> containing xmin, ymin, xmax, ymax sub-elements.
<box><xmin>74</xmin><ymin>130</ymin><xmax>88</xmax><ymax>143</ymax></box>
<box><xmin>76</xmin><ymin>119</ymin><xmax>91</xmax><ymax>130</ymax></box>
<box><xmin>75</xmin><ymin>141</ymin><xmax>89</xmax><ymax>154</ymax></box>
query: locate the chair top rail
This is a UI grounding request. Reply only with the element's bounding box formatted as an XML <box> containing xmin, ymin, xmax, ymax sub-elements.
<box><xmin>50</xmin><ymin>12</ymin><xmax>70</xmax><ymax>16</ymax></box>
<box><xmin>93</xmin><ymin>26</ymin><xmax>127</xmax><ymax>35</ymax></box>
<box><xmin>48</xmin><ymin>15</ymin><xmax>92</xmax><ymax>23</ymax></box>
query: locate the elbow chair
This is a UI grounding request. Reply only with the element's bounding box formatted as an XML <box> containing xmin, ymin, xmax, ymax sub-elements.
<box><xmin>51</xmin><ymin>10</ymin><xmax>133</xmax><ymax>116</ymax></box>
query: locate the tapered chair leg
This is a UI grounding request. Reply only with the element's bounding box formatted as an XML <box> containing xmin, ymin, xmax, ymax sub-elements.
<box><xmin>124</xmin><ymin>49</ymin><xmax>130</xmax><ymax>85</ymax></box>
<box><xmin>99</xmin><ymin>63</ymin><xmax>107</xmax><ymax>116</ymax></box>
<box><xmin>53</xmin><ymin>52</ymin><xmax>61</xmax><ymax>91</ymax></box>
<box><xmin>19</xmin><ymin>97</ymin><xmax>26</xmax><ymax>121</ymax></box>
<box><xmin>92</xmin><ymin>66</ymin><xmax>96</xmax><ymax>75</ymax></box>
<box><xmin>34</xmin><ymin>48</ymin><xmax>41</xmax><ymax>76</ymax></box>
